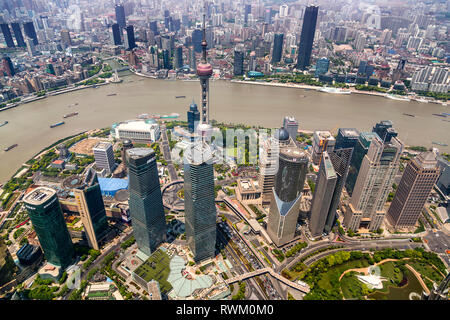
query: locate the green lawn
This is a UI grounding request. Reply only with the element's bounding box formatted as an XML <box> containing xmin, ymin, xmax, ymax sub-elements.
<box><xmin>379</xmin><ymin>261</ymin><xmax>403</xmax><ymax>284</ymax></box>
<box><xmin>133</xmin><ymin>249</ymin><xmax>172</xmax><ymax>293</ymax></box>
<box><xmin>340</xmin><ymin>271</ymin><xmax>369</xmax><ymax>300</ymax></box>
<box><xmin>317</xmin><ymin>259</ymin><xmax>370</xmax><ymax>291</ymax></box>
<box><xmin>408</xmin><ymin>260</ymin><xmax>444</xmax><ymax>287</ymax></box>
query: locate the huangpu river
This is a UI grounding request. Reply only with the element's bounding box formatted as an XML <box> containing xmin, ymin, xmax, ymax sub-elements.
<box><xmin>0</xmin><ymin>74</ymin><xmax>449</xmax><ymax>184</ymax></box>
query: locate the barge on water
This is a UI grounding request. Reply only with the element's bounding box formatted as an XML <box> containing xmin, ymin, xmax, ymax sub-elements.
<box><xmin>63</xmin><ymin>112</ymin><xmax>78</xmax><ymax>118</ymax></box>
<box><xmin>4</xmin><ymin>144</ymin><xmax>18</xmax><ymax>151</ymax></box>
<box><xmin>50</xmin><ymin>121</ymin><xmax>65</xmax><ymax>128</ymax></box>
<box><xmin>0</xmin><ymin>121</ymin><xmax>8</xmax><ymax>127</ymax></box>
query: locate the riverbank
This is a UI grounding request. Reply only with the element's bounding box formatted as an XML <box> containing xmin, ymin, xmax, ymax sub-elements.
<box><xmin>0</xmin><ymin>82</ymin><xmax>111</xmax><ymax>113</ymax></box>
<box><xmin>231</xmin><ymin>80</ymin><xmax>448</xmax><ymax>105</ymax></box>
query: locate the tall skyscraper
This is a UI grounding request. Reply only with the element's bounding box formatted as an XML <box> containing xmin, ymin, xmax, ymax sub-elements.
<box><xmin>309</xmin><ymin>152</ymin><xmax>337</xmax><ymax>237</ymax></box>
<box><xmin>127</xmin><ymin>148</ymin><xmax>167</xmax><ymax>258</ymax></box>
<box><xmin>174</xmin><ymin>45</ymin><xmax>183</xmax><ymax>69</ymax></box>
<box><xmin>60</xmin><ymin>29</ymin><xmax>71</xmax><ymax>49</ymax></box>
<box><xmin>73</xmin><ymin>170</ymin><xmax>109</xmax><ymax>250</ymax></box>
<box><xmin>11</xmin><ymin>23</ymin><xmax>25</xmax><ymax>47</ymax></box>
<box><xmin>344</xmin><ymin>132</ymin><xmax>403</xmax><ymax>231</ymax></box>
<box><xmin>244</xmin><ymin>4</ymin><xmax>252</xmax><ymax>24</ymax></box>
<box><xmin>267</xmin><ymin>129</ymin><xmax>309</xmax><ymax>246</ymax></box>
<box><xmin>115</xmin><ymin>4</ymin><xmax>126</xmax><ymax>28</ymax></box>
<box><xmin>124</xmin><ymin>25</ymin><xmax>136</xmax><ymax>50</ymax></box>
<box><xmin>149</xmin><ymin>21</ymin><xmax>159</xmax><ymax>36</ymax></box>
<box><xmin>272</xmin><ymin>33</ymin><xmax>284</xmax><ymax>63</ymax></box>
<box><xmin>187</xmin><ymin>100</ymin><xmax>200</xmax><ymax>134</ymax></box>
<box><xmin>23</xmin><ymin>21</ymin><xmax>38</xmax><ymax>45</ymax></box>
<box><xmin>111</xmin><ymin>23</ymin><xmax>122</xmax><ymax>45</ymax></box>
<box><xmin>2</xmin><ymin>56</ymin><xmax>15</xmax><ymax>77</ymax></box>
<box><xmin>335</xmin><ymin>128</ymin><xmax>360</xmax><ymax>150</ymax></box>
<box><xmin>387</xmin><ymin>152</ymin><xmax>440</xmax><ymax>229</ymax></box>
<box><xmin>24</xmin><ymin>187</ymin><xmax>75</xmax><ymax>269</ymax></box>
<box><xmin>162</xmin><ymin>49</ymin><xmax>170</xmax><ymax>69</ymax></box>
<box><xmin>192</xmin><ymin>29</ymin><xmax>203</xmax><ymax>53</ymax></box>
<box><xmin>309</xmin><ymin>148</ymin><xmax>353</xmax><ymax>237</ymax></box>
<box><xmin>282</xmin><ymin>116</ymin><xmax>298</xmax><ymax>140</ymax></box>
<box><xmin>184</xmin><ymin>144</ymin><xmax>216</xmax><ymax>262</ymax></box>
<box><xmin>93</xmin><ymin>142</ymin><xmax>116</xmax><ymax>174</ymax></box>
<box><xmin>189</xmin><ymin>46</ymin><xmax>196</xmax><ymax>71</ymax></box>
<box><xmin>345</xmin><ymin>132</ymin><xmax>377</xmax><ymax>196</ymax></box>
<box><xmin>234</xmin><ymin>47</ymin><xmax>244</xmax><ymax>76</ymax></box>
<box><xmin>1</xmin><ymin>23</ymin><xmax>15</xmax><ymax>48</ymax></box>
<box><xmin>372</xmin><ymin>120</ymin><xmax>398</xmax><ymax>143</ymax></box>
<box><xmin>312</xmin><ymin>131</ymin><xmax>335</xmax><ymax>165</ymax></box>
<box><xmin>184</xmin><ymin>14</ymin><xmax>217</xmax><ymax>262</ymax></box>
<box><xmin>259</xmin><ymin>135</ymin><xmax>279</xmax><ymax>206</ymax></box>
<box><xmin>296</xmin><ymin>6</ymin><xmax>318</xmax><ymax>70</ymax></box>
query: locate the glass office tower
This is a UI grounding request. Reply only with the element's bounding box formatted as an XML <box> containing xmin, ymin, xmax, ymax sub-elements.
<box><xmin>184</xmin><ymin>143</ymin><xmax>217</xmax><ymax>262</ymax></box>
<box><xmin>127</xmin><ymin>148</ymin><xmax>167</xmax><ymax>257</ymax></box>
<box><xmin>296</xmin><ymin>6</ymin><xmax>318</xmax><ymax>70</ymax></box>
<box><xmin>24</xmin><ymin>187</ymin><xmax>74</xmax><ymax>269</ymax></box>
<box><xmin>73</xmin><ymin>170</ymin><xmax>109</xmax><ymax>251</ymax></box>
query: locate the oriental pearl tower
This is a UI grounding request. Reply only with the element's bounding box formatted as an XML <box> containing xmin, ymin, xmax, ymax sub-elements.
<box><xmin>196</xmin><ymin>13</ymin><xmax>213</xmax><ymax>138</ymax></box>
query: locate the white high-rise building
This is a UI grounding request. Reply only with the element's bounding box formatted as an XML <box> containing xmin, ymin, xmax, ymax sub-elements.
<box><xmin>279</xmin><ymin>5</ymin><xmax>289</xmax><ymax>18</ymax></box>
<box><xmin>93</xmin><ymin>142</ymin><xmax>116</xmax><ymax>174</ymax></box>
<box><xmin>283</xmin><ymin>116</ymin><xmax>299</xmax><ymax>140</ymax></box>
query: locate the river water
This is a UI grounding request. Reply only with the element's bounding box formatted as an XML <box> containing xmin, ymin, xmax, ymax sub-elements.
<box><xmin>0</xmin><ymin>74</ymin><xmax>449</xmax><ymax>184</ymax></box>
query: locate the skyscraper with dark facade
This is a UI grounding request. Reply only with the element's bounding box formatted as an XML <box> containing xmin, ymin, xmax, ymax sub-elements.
<box><xmin>149</xmin><ymin>21</ymin><xmax>159</xmax><ymax>35</ymax></box>
<box><xmin>111</xmin><ymin>23</ymin><xmax>122</xmax><ymax>45</ymax></box>
<box><xmin>1</xmin><ymin>24</ymin><xmax>15</xmax><ymax>48</ymax></box>
<box><xmin>267</xmin><ymin>129</ymin><xmax>309</xmax><ymax>246</ymax></box>
<box><xmin>234</xmin><ymin>48</ymin><xmax>244</xmax><ymax>76</ymax></box>
<box><xmin>309</xmin><ymin>148</ymin><xmax>353</xmax><ymax>237</ymax></box>
<box><xmin>174</xmin><ymin>45</ymin><xmax>183</xmax><ymax>69</ymax></box>
<box><xmin>309</xmin><ymin>152</ymin><xmax>337</xmax><ymax>237</ymax></box>
<box><xmin>2</xmin><ymin>56</ymin><xmax>15</xmax><ymax>77</ymax></box>
<box><xmin>124</xmin><ymin>25</ymin><xmax>136</xmax><ymax>50</ymax></box>
<box><xmin>73</xmin><ymin>170</ymin><xmax>109</xmax><ymax>251</ymax></box>
<box><xmin>296</xmin><ymin>5</ymin><xmax>318</xmax><ymax>70</ymax></box>
<box><xmin>187</xmin><ymin>101</ymin><xmax>200</xmax><ymax>133</ymax></box>
<box><xmin>11</xmin><ymin>23</ymin><xmax>25</xmax><ymax>47</ymax></box>
<box><xmin>24</xmin><ymin>187</ymin><xmax>74</xmax><ymax>269</ymax></box>
<box><xmin>272</xmin><ymin>33</ymin><xmax>284</xmax><ymax>63</ymax></box>
<box><xmin>115</xmin><ymin>4</ymin><xmax>126</xmax><ymax>28</ymax></box>
<box><xmin>372</xmin><ymin>120</ymin><xmax>398</xmax><ymax>143</ymax></box>
<box><xmin>162</xmin><ymin>49</ymin><xmax>170</xmax><ymax>69</ymax></box>
<box><xmin>127</xmin><ymin>148</ymin><xmax>167</xmax><ymax>258</ymax></box>
<box><xmin>192</xmin><ymin>29</ymin><xmax>203</xmax><ymax>53</ymax></box>
<box><xmin>23</xmin><ymin>21</ymin><xmax>38</xmax><ymax>45</ymax></box>
<box><xmin>345</xmin><ymin>132</ymin><xmax>377</xmax><ymax>196</ymax></box>
<box><xmin>244</xmin><ymin>4</ymin><xmax>252</xmax><ymax>24</ymax></box>
<box><xmin>387</xmin><ymin>152</ymin><xmax>440</xmax><ymax>229</ymax></box>
<box><xmin>335</xmin><ymin>128</ymin><xmax>360</xmax><ymax>150</ymax></box>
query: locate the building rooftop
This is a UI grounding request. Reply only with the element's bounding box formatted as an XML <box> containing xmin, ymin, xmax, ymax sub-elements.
<box><xmin>126</xmin><ymin>148</ymin><xmax>154</xmax><ymax>159</ymax></box>
<box><xmin>339</xmin><ymin>128</ymin><xmax>359</xmax><ymax>138</ymax></box>
<box><xmin>314</xmin><ymin>130</ymin><xmax>335</xmax><ymax>141</ymax></box>
<box><xmin>416</xmin><ymin>151</ymin><xmax>438</xmax><ymax>169</ymax></box>
<box><xmin>93</xmin><ymin>142</ymin><xmax>112</xmax><ymax>151</ymax></box>
<box><xmin>23</xmin><ymin>187</ymin><xmax>56</xmax><ymax>205</ymax></box>
<box><xmin>116</xmin><ymin>120</ymin><xmax>159</xmax><ymax>131</ymax></box>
